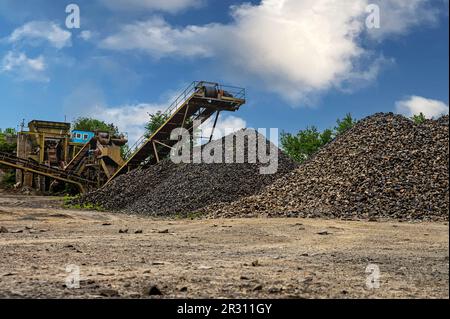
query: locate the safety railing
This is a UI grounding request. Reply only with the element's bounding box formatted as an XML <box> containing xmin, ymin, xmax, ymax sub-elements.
<box><xmin>123</xmin><ymin>135</ymin><xmax>148</xmax><ymax>160</ymax></box>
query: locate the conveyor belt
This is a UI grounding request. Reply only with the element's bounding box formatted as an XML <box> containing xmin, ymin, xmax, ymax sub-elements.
<box><xmin>0</xmin><ymin>151</ymin><xmax>97</xmax><ymax>193</ymax></box>
<box><xmin>107</xmin><ymin>81</ymin><xmax>246</xmax><ymax>182</ymax></box>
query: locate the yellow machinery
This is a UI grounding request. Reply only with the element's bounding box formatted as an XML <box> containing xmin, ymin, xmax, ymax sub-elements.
<box><xmin>1</xmin><ymin>120</ymin><xmax>127</xmax><ymax>193</ymax></box>
<box><xmin>15</xmin><ymin>120</ymin><xmax>73</xmax><ymax>191</ymax></box>
<box><xmin>64</xmin><ymin>132</ymin><xmax>127</xmax><ymax>186</ymax></box>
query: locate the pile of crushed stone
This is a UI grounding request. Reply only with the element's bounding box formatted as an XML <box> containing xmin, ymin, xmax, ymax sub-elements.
<box><xmin>202</xmin><ymin>113</ymin><xmax>449</xmax><ymax>221</ymax></box>
<box><xmin>75</xmin><ymin>129</ymin><xmax>298</xmax><ymax>217</ymax></box>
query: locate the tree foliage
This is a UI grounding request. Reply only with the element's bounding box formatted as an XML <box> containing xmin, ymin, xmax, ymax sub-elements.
<box><xmin>0</xmin><ymin>128</ymin><xmax>17</xmax><ymax>186</ymax></box>
<box><xmin>335</xmin><ymin>113</ymin><xmax>357</xmax><ymax>136</ymax></box>
<box><xmin>411</xmin><ymin>112</ymin><xmax>427</xmax><ymax>124</ymax></box>
<box><xmin>0</xmin><ymin>128</ymin><xmax>17</xmax><ymax>153</ymax></box>
<box><xmin>0</xmin><ymin>128</ymin><xmax>16</xmax><ymax>135</ymax></box>
<box><xmin>144</xmin><ymin>111</ymin><xmax>169</xmax><ymax>138</ymax></box>
<box><xmin>281</xmin><ymin>114</ymin><xmax>358</xmax><ymax>163</ymax></box>
<box><xmin>72</xmin><ymin>117</ymin><xmax>119</xmax><ymax>134</ymax></box>
<box><xmin>281</xmin><ymin>127</ymin><xmax>334</xmax><ymax>163</ymax></box>
<box><xmin>320</xmin><ymin>128</ymin><xmax>334</xmax><ymax>145</ymax></box>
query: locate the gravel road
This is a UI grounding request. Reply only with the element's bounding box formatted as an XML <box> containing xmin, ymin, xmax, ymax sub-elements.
<box><xmin>0</xmin><ymin>194</ymin><xmax>448</xmax><ymax>299</ymax></box>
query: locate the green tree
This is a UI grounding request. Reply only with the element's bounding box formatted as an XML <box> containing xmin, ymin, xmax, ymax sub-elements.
<box><xmin>72</xmin><ymin>117</ymin><xmax>119</xmax><ymax>134</ymax></box>
<box><xmin>320</xmin><ymin>128</ymin><xmax>334</xmax><ymax>145</ymax></box>
<box><xmin>144</xmin><ymin>111</ymin><xmax>169</xmax><ymax>138</ymax></box>
<box><xmin>411</xmin><ymin>112</ymin><xmax>426</xmax><ymax>124</ymax></box>
<box><xmin>0</xmin><ymin>128</ymin><xmax>17</xmax><ymax>187</ymax></box>
<box><xmin>335</xmin><ymin>113</ymin><xmax>357</xmax><ymax>136</ymax></box>
<box><xmin>1</xmin><ymin>128</ymin><xmax>16</xmax><ymax>135</ymax></box>
<box><xmin>0</xmin><ymin>128</ymin><xmax>17</xmax><ymax>153</ymax></box>
<box><xmin>120</xmin><ymin>144</ymin><xmax>131</xmax><ymax>159</ymax></box>
<box><xmin>281</xmin><ymin>126</ymin><xmax>328</xmax><ymax>163</ymax></box>
<box><xmin>281</xmin><ymin>114</ymin><xmax>358</xmax><ymax>163</ymax></box>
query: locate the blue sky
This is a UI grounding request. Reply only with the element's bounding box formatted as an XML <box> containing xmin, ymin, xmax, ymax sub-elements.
<box><xmin>0</xmin><ymin>0</ymin><xmax>448</xmax><ymax>143</ymax></box>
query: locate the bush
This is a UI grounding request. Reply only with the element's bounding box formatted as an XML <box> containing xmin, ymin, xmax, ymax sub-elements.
<box><xmin>411</xmin><ymin>113</ymin><xmax>427</xmax><ymax>124</ymax></box>
<box><xmin>0</xmin><ymin>170</ymin><xmax>16</xmax><ymax>187</ymax></box>
<box><xmin>0</xmin><ymin>128</ymin><xmax>17</xmax><ymax>153</ymax></box>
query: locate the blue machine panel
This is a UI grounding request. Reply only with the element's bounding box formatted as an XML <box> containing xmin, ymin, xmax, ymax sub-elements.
<box><xmin>71</xmin><ymin>130</ymin><xmax>95</xmax><ymax>144</ymax></box>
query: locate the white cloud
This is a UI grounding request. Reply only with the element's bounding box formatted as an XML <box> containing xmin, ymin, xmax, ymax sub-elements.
<box><xmin>8</xmin><ymin>21</ymin><xmax>71</xmax><ymax>49</ymax></box>
<box><xmin>100</xmin><ymin>0</ymin><xmax>442</xmax><ymax>104</ymax></box>
<box><xmin>1</xmin><ymin>52</ymin><xmax>45</xmax><ymax>72</ymax></box>
<box><xmin>367</xmin><ymin>0</ymin><xmax>441</xmax><ymax>39</ymax></box>
<box><xmin>101</xmin><ymin>17</ymin><xmax>214</xmax><ymax>58</ymax></box>
<box><xmin>98</xmin><ymin>0</ymin><xmax>202</xmax><ymax>13</ymax></box>
<box><xmin>79</xmin><ymin>30</ymin><xmax>94</xmax><ymax>41</ymax></box>
<box><xmin>88</xmin><ymin>103</ymin><xmax>165</xmax><ymax>144</ymax></box>
<box><xmin>0</xmin><ymin>51</ymin><xmax>48</xmax><ymax>82</ymax></box>
<box><xmin>395</xmin><ymin>96</ymin><xmax>449</xmax><ymax>118</ymax></box>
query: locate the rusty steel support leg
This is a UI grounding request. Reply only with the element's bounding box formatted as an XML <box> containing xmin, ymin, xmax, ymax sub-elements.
<box><xmin>39</xmin><ymin>133</ymin><xmax>45</xmax><ymax>164</ymax></box>
<box><xmin>152</xmin><ymin>141</ymin><xmax>160</xmax><ymax>163</ymax></box>
<box><xmin>154</xmin><ymin>140</ymin><xmax>174</xmax><ymax>150</ymax></box>
<box><xmin>209</xmin><ymin>111</ymin><xmax>221</xmax><ymax>143</ymax></box>
<box><xmin>181</xmin><ymin>104</ymin><xmax>191</xmax><ymax>130</ymax></box>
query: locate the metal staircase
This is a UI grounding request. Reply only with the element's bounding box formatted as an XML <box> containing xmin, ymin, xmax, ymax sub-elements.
<box><xmin>64</xmin><ymin>139</ymin><xmax>92</xmax><ymax>174</ymax></box>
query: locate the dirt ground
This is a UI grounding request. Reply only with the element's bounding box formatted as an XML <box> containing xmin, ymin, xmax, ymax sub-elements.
<box><xmin>0</xmin><ymin>192</ymin><xmax>448</xmax><ymax>299</ymax></box>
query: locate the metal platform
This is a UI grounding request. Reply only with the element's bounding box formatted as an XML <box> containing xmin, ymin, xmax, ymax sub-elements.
<box><xmin>107</xmin><ymin>81</ymin><xmax>246</xmax><ymax>183</ymax></box>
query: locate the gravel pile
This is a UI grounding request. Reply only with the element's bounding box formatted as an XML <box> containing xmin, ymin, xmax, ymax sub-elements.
<box><xmin>75</xmin><ymin>130</ymin><xmax>298</xmax><ymax>217</ymax></box>
<box><xmin>203</xmin><ymin>113</ymin><xmax>449</xmax><ymax>221</ymax></box>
